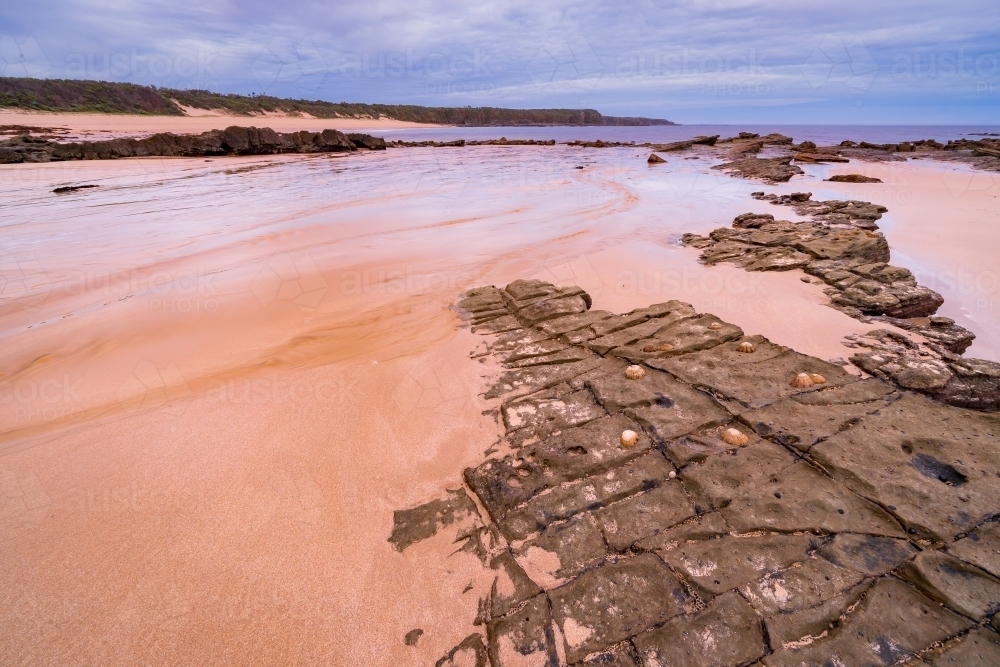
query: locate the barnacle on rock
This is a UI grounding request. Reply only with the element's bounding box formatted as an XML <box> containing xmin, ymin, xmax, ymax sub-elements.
<box><xmin>791</xmin><ymin>372</ymin><xmax>815</xmax><ymax>388</ymax></box>
<box><xmin>736</xmin><ymin>342</ymin><xmax>756</xmax><ymax>353</ymax></box>
<box><xmin>809</xmin><ymin>373</ymin><xmax>827</xmax><ymax>385</ymax></box>
<box><xmin>708</xmin><ymin>322</ymin><xmax>723</xmax><ymax>330</ymax></box>
<box><xmin>625</xmin><ymin>365</ymin><xmax>646</xmax><ymax>380</ymax></box>
<box><xmin>642</xmin><ymin>343</ymin><xmax>674</xmax><ymax>353</ymax></box>
<box><xmin>620</xmin><ymin>430</ymin><xmax>639</xmax><ymax>448</ymax></box>
<box><xmin>722</xmin><ymin>427</ymin><xmax>749</xmax><ymax>446</ymax></box>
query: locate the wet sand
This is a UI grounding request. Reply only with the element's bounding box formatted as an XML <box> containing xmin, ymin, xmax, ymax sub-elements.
<box><xmin>1</xmin><ymin>142</ymin><xmax>997</xmax><ymax>664</ymax></box>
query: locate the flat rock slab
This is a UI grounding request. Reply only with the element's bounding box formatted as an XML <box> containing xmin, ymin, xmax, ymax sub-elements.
<box><xmin>500</xmin><ymin>452</ymin><xmax>675</xmax><ymax>541</ymax></box>
<box><xmin>763</xmin><ymin>578</ymin><xmax>970</xmax><ymax>666</ymax></box>
<box><xmin>720</xmin><ymin>462</ymin><xmax>905</xmax><ymax>536</ymax></box>
<box><xmin>465</xmin><ymin>414</ymin><xmax>651</xmax><ymax>522</ymax></box>
<box><xmin>744</xmin><ymin>396</ymin><xmax>890</xmax><ymax>452</ymax></box>
<box><xmin>682</xmin><ymin>439</ymin><xmax>797</xmax><ymax>509</ymax></box>
<box><xmin>515</xmin><ymin>515</ymin><xmax>608</xmax><ymax>586</ymax></box>
<box><xmin>549</xmin><ymin>554</ymin><xmax>688</xmax><ymax>664</ymax></box>
<box><xmin>907</xmin><ymin>627</ymin><xmax>1000</xmax><ymax>666</ymax></box>
<box><xmin>651</xmin><ymin>342</ymin><xmax>855</xmax><ymax>408</ymax></box>
<box><xmin>501</xmin><ymin>389</ymin><xmax>605</xmax><ymax>440</ymax></box>
<box><xmin>633</xmin><ymin>591</ymin><xmax>766</xmax><ymax>667</ymax></box>
<box><xmin>949</xmin><ymin>521</ymin><xmax>1000</xmax><ymax>578</ymax></box>
<box><xmin>487</xmin><ymin>594</ymin><xmax>559</xmax><ymax>667</ymax></box>
<box><xmin>595</xmin><ymin>480</ymin><xmax>696</xmax><ymax>550</ymax></box>
<box><xmin>900</xmin><ymin>549</ymin><xmax>1000</xmax><ymax>621</ymax></box>
<box><xmin>812</xmin><ymin>392</ymin><xmax>1000</xmax><ymax>541</ymax></box>
<box><xmin>659</xmin><ymin>533</ymin><xmax>817</xmax><ymax>596</ymax></box>
<box><xmin>608</xmin><ymin>314</ymin><xmax>743</xmax><ymax>360</ymax></box>
<box><xmin>662</xmin><ymin>423</ymin><xmax>762</xmax><ymax>466</ymax></box>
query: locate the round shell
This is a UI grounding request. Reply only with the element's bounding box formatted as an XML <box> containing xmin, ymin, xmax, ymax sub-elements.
<box><xmin>722</xmin><ymin>427</ymin><xmax>749</xmax><ymax>446</ymax></box>
<box><xmin>707</xmin><ymin>322</ymin><xmax>723</xmax><ymax>330</ymax></box>
<box><xmin>668</xmin><ymin>470</ymin><xmax>677</xmax><ymax>479</ymax></box>
<box><xmin>736</xmin><ymin>342</ymin><xmax>756</xmax><ymax>353</ymax></box>
<box><xmin>790</xmin><ymin>372</ymin><xmax>815</xmax><ymax>388</ymax></box>
<box><xmin>620</xmin><ymin>430</ymin><xmax>639</xmax><ymax>448</ymax></box>
<box><xmin>809</xmin><ymin>373</ymin><xmax>827</xmax><ymax>385</ymax></box>
<box><xmin>625</xmin><ymin>365</ymin><xmax>646</xmax><ymax>380</ymax></box>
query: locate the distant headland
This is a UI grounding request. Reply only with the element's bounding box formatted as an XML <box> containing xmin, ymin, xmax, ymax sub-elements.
<box><xmin>0</xmin><ymin>77</ymin><xmax>675</xmax><ymax>126</ymax></box>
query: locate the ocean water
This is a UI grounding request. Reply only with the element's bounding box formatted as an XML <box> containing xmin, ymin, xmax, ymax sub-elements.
<box><xmin>380</xmin><ymin>124</ymin><xmax>1000</xmax><ymax>145</ymax></box>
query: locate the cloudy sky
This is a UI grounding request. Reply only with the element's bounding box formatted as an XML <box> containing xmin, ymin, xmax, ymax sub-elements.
<box><xmin>2</xmin><ymin>1</ymin><xmax>999</xmax><ymax>123</ymax></box>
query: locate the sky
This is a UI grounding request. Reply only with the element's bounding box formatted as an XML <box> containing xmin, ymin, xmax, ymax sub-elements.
<box><xmin>1</xmin><ymin>1</ymin><xmax>999</xmax><ymax>123</ymax></box>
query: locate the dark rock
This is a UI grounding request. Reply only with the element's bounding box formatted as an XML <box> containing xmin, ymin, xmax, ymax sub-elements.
<box><xmin>347</xmin><ymin>132</ymin><xmax>387</xmax><ymax>150</ymax></box>
<box><xmin>732</xmin><ymin>212</ymin><xmax>775</xmax><ymax>228</ymax></box>
<box><xmin>388</xmin><ymin>488</ymin><xmax>480</xmax><ymax>551</ymax></box>
<box><xmin>52</xmin><ymin>184</ymin><xmax>99</xmax><ymax>194</ymax></box>
<box><xmin>404</xmin><ymin>628</ymin><xmax>424</xmax><ymax>646</ymax></box>
<box><xmin>827</xmin><ymin>173</ymin><xmax>883</xmax><ymax>183</ymax></box>
<box><xmin>1</xmin><ymin>125</ymin><xmax>366</xmax><ymax>163</ymax></box>
<box><xmin>647</xmin><ymin>153</ymin><xmax>666</xmax><ymax>163</ymax></box>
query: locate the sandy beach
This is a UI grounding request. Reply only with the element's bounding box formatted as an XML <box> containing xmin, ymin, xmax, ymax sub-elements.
<box><xmin>0</xmin><ymin>109</ymin><xmax>438</xmax><ymax>142</ymax></box>
<box><xmin>2</xmin><ymin>126</ymin><xmax>999</xmax><ymax>664</ymax></box>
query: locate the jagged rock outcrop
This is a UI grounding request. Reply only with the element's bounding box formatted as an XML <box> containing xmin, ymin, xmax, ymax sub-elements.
<box><xmin>711</xmin><ymin>155</ymin><xmax>803</xmax><ymax>183</ymax></box>
<box><xmin>751</xmin><ymin>191</ymin><xmax>888</xmax><ymax>230</ymax></box>
<box><xmin>394</xmin><ymin>280</ymin><xmax>1000</xmax><ymax>665</ymax></box>
<box><xmin>682</xmin><ymin>198</ymin><xmax>999</xmax><ymax>411</ymax></box>
<box><xmin>0</xmin><ymin>125</ymin><xmax>379</xmax><ymax>163</ymax></box>
<box><xmin>346</xmin><ymin>133</ymin><xmax>386</xmax><ymax>150</ymax></box>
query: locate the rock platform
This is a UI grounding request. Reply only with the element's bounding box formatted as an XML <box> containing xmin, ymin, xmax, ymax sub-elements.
<box><xmin>392</xmin><ymin>279</ymin><xmax>1000</xmax><ymax>666</ymax></box>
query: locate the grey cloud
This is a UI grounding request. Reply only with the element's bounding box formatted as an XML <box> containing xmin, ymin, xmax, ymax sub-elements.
<box><xmin>1</xmin><ymin>0</ymin><xmax>998</xmax><ymax>121</ymax></box>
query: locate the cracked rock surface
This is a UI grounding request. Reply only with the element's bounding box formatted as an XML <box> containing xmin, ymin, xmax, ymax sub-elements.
<box><xmin>393</xmin><ymin>279</ymin><xmax>1000</xmax><ymax>665</ymax></box>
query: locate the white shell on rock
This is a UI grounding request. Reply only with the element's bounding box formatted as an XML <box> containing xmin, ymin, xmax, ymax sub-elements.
<box><xmin>668</xmin><ymin>470</ymin><xmax>677</xmax><ymax>479</ymax></box>
<box><xmin>736</xmin><ymin>342</ymin><xmax>756</xmax><ymax>353</ymax></box>
<box><xmin>722</xmin><ymin>427</ymin><xmax>749</xmax><ymax>446</ymax></box>
<box><xmin>625</xmin><ymin>365</ymin><xmax>647</xmax><ymax>380</ymax></box>
<box><xmin>620</xmin><ymin>430</ymin><xmax>639</xmax><ymax>448</ymax></box>
<box><xmin>707</xmin><ymin>322</ymin><xmax>723</xmax><ymax>330</ymax></box>
<box><xmin>790</xmin><ymin>372</ymin><xmax>814</xmax><ymax>388</ymax></box>
<box><xmin>809</xmin><ymin>373</ymin><xmax>827</xmax><ymax>385</ymax></box>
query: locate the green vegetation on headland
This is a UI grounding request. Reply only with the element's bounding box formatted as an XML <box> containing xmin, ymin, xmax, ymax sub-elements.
<box><xmin>0</xmin><ymin>77</ymin><xmax>674</xmax><ymax>126</ymax></box>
